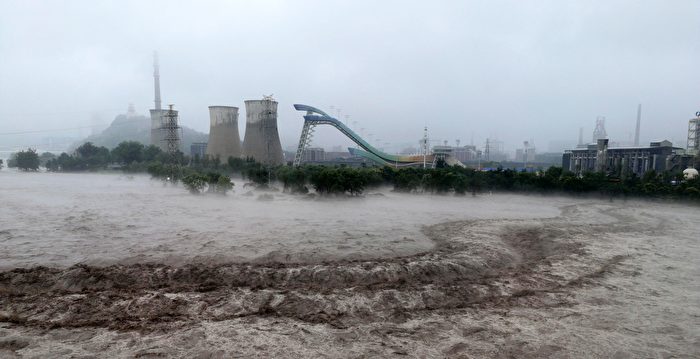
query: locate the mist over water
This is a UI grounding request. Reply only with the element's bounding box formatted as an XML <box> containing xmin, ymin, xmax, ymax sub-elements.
<box><xmin>0</xmin><ymin>170</ymin><xmax>562</xmax><ymax>269</ymax></box>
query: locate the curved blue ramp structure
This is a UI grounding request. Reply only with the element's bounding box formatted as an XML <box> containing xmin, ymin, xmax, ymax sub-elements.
<box><xmin>293</xmin><ymin>104</ymin><xmax>435</xmax><ymax>167</ymax></box>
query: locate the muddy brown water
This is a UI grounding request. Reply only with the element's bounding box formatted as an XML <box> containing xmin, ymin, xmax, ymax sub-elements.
<box><xmin>1</xmin><ymin>171</ymin><xmax>699</xmax><ymax>358</ymax></box>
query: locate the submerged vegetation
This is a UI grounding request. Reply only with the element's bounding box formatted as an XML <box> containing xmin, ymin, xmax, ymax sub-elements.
<box><xmin>181</xmin><ymin>172</ymin><xmax>234</xmax><ymax>195</ymax></box>
<box><xmin>7</xmin><ymin>141</ymin><xmax>700</xmax><ymax>200</ymax></box>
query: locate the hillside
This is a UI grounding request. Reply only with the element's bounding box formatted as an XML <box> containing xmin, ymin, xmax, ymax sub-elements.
<box><xmin>72</xmin><ymin>113</ymin><xmax>208</xmax><ymax>152</ymax></box>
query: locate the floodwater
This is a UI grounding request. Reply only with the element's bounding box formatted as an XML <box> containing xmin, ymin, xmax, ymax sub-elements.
<box><xmin>0</xmin><ymin>170</ymin><xmax>560</xmax><ymax>269</ymax></box>
<box><xmin>1</xmin><ymin>169</ymin><xmax>699</xmax><ymax>358</ymax></box>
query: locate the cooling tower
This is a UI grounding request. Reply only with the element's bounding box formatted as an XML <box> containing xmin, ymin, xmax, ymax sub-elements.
<box><xmin>149</xmin><ymin>109</ymin><xmax>165</xmax><ymax>151</ymax></box>
<box><xmin>206</xmin><ymin>106</ymin><xmax>242</xmax><ymax>161</ymax></box>
<box><xmin>242</xmin><ymin>98</ymin><xmax>284</xmax><ymax>165</ymax></box>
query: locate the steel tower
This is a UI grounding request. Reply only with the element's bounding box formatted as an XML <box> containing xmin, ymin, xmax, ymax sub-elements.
<box><xmin>162</xmin><ymin>104</ymin><xmax>180</xmax><ymax>155</ymax></box>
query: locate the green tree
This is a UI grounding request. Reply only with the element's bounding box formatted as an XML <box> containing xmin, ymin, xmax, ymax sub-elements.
<box><xmin>38</xmin><ymin>152</ymin><xmax>56</xmax><ymax>166</ymax></box>
<box><xmin>111</xmin><ymin>141</ymin><xmax>145</xmax><ymax>164</ymax></box>
<box><xmin>212</xmin><ymin>175</ymin><xmax>234</xmax><ymax>195</ymax></box>
<box><xmin>14</xmin><ymin>148</ymin><xmax>40</xmax><ymax>171</ymax></box>
<box><xmin>75</xmin><ymin>142</ymin><xmax>111</xmax><ymax>170</ymax></box>
<box><xmin>182</xmin><ymin>173</ymin><xmax>208</xmax><ymax>194</ymax></box>
<box><xmin>246</xmin><ymin>165</ymin><xmax>271</xmax><ymax>187</ymax></box>
<box><xmin>453</xmin><ymin>173</ymin><xmax>468</xmax><ymax>195</ymax></box>
<box><xmin>277</xmin><ymin>166</ymin><xmax>309</xmax><ymax>193</ymax></box>
<box><xmin>227</xmin><ymin>156</ymin><xmax>246</xmax><ymax>172</ymax></box>
<box><xmin>394</xmin><ymin>168</ymin><xmax>423</xmax><ymax>192</ymax></box>
<box><xmin>142</xmin><ymin>145</ymin><xmax>163</xmax><ymax>162</ymax></box>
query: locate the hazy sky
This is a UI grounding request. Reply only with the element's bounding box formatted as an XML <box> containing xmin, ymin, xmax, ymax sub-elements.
<box><xmin>1</xmin><ymin>0</ymin><xmax>699</xmax><ymax>153</ymax></box>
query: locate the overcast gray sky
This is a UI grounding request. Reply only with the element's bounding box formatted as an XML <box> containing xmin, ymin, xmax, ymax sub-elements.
<box><xmin>1</xmin><ymin>0</ymin><xmax>699</xmax><ymax>153</ymax></box>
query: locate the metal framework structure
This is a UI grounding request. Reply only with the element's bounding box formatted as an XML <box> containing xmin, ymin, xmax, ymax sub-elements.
<box><xmin>592</xmin><ymin>116</ymin><xmax>607</xmax><ymax>142</ymax></box>
<box><xmin>688</xmin><ymin>112</ymin><xmax>700</xmax><ymax>153</ymax></box>
<box><xmin>292</xmin><ymin>104</ymin><xmax>464</xmax><ymax>168</ymax></box>
<box><xmin>161</xmin><ymin>104</ymin><xmax>180</xmax><ymax>155</ymax></box>
<box><xmin>293</xmin><ymin>120</ymin><xmax>316</xmax><ymax>166</ymax></box>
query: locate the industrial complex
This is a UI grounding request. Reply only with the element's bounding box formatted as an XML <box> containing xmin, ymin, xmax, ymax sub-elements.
<box><xmin>563</xmin><ymin>139</ymin><xmax>691</xmax><ymax>176</ymax></box>
<box><xmin>562</xmin><ymin>110</ymin><xmax>700</xmax><ymax>177</ymax></box>
<box><xmin>143</xmin><ymin>52</ymin><xmax>697</xmax><ymax>173</ymax></box>
<box><xmin>147</xmin><ymin>53</ymin><xmax>283</xmax><ymax>165</ymax></box>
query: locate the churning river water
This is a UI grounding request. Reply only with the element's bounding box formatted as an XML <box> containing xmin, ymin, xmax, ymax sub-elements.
<box><xmin>0</xmin><ymin>169</ymin><xmax>698</xmax><ymax>358</ymax></box>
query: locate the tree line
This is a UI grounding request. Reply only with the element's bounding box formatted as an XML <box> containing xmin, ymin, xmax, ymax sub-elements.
<box><xmin>6</xmin><ymin>141</ymin><xmax>700</xmax><ymax>201</ymax></box>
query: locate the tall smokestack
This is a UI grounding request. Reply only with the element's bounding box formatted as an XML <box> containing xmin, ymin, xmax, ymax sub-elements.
<box><xmin>153</xmin><ymin>51</ymin><xmax>162</xmax><ymax>111</ymax></box>
<box><xmin>634</xmin><ymin>104</ymin><xmax>641</xmax><ymax>146</ymax></box>
<box><xmin>150</xmin><ymin>51</ymin><xmax>164</xmax><ymax>149</ymax></box>
<box><xmin>206</xmin><ymin>106</ymin><xmax>242</xmax><ymax>162</ymax></box>
<box><xmin>242</xmin><ymin>96</ymin><xmax>284</xmax><ymax>165</ymax></box>
<box><xmin>578</xmin><ymin>127</ymin><xmax>584</xmax><ymax>147</ymax></box>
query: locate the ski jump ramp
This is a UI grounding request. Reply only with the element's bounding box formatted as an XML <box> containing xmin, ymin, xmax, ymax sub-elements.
<box><xmin>293</xmin><ymin>104</ymin><xmax>464</xmax><ymax>168</ymax></box>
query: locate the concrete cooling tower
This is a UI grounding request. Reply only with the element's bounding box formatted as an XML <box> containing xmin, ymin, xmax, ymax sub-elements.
<box><xmin>206</xmin><ymin>106</ymin><xmax>242</xmax><ymax>161</ymax></box>
<box><xmin>242</xmin><ymin>97</ymin><xmax>284</xmax><ymax>165</ymax></box>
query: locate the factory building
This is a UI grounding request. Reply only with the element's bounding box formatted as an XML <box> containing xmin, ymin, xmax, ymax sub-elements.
<box><xmin>206</xmin><ymin>106</ymin><xmax>242</xmax><ymax>162</ymax></box>
<box><xmin>453</xmin><ymin>145</ymin><xmax>478</xmax><ymax>163</ymax></box>
<box><xmin>515</xmin><ymin>141</ymin><xmax>536</xmax><ymax>164</ymax></box>
<box><xmin>301</xmin><ymin>147</ymin><xmax>325</xmax><ymax>162</ymax></box>
<box><xmin>563</xmin><ymin>139</ymin><xmax>689</xmax><ymax>176</ymax></box>
<box><xmin>430</xmin><ymin>145</ymin><xmax>477</xmax><ymax>163</ymax></box>
<box><xmin>515</xmin><ymin>148</ymin><xmax>536</xmax><ymax>163</ymax></box>
<box><xmin>242</xmin><ymin>96</ymin><xmax>284</xmax><ymax>165</ymax></box>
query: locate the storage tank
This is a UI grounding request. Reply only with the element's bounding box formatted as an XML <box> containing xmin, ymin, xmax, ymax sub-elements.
<box><xmin>242</xmin><ymin>97</ymin><xmax>284</xmax><ymax>165</ymax></box>
<box><xmin>206</xmin><ymin>106</ymin><xmax>242</xmax><ymax>162</ymax></box>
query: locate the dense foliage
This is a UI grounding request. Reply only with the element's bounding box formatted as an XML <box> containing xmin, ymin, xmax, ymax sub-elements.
<box><xmin>181</xmin><ymin>172</ymin><xmax>234</xmax><ymax>195</ymax></box>
<box><xmin>46</xmin><ymin>142</ymin><xmax>112</xmax><ymax>171</ymax></box>
<box><xmin>45</xmin><ymin>142</ymin><xmax>173</xmax><ymax>171</ymax></box>
<box><xmin>12</xmin><ymin>140</ymin><xmax>700</xmax><ymax>200</ymax></box>
<box><xmin>38</xmin><ymin>152</ymin><xmax>56</xmax><ymax>166</ymax></box>
<box><xmin>8</xmin><ymin>148</ymin><xmax>40</xmax><ymax>171</ymax></box>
